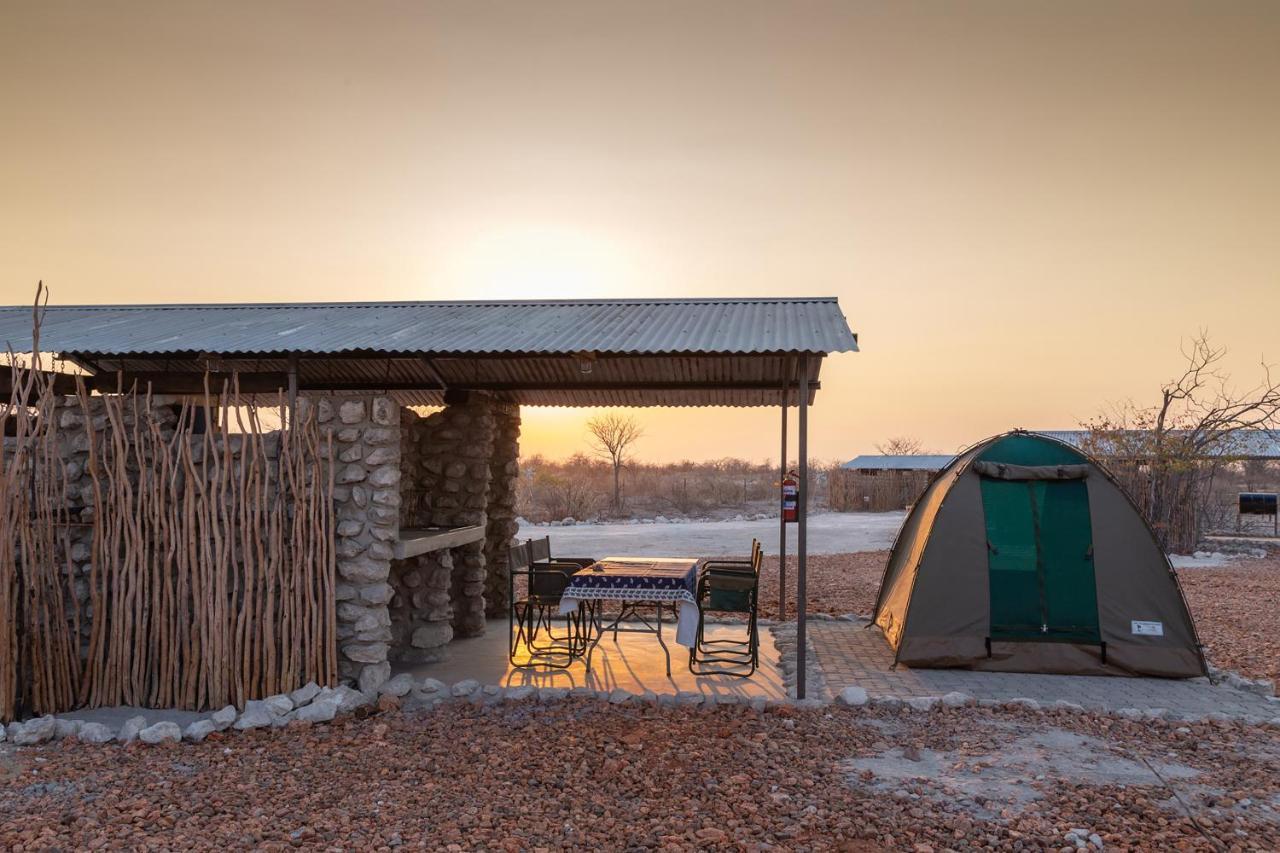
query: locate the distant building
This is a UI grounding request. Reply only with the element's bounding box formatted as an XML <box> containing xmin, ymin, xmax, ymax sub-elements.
<box><xmin>831</xmin><ymin>455</ymin><xmax>954</xmax><ymax>512</ymax></box>
<box><xmin>841</xmin><ymin>454</ymin><xmax>955</xmax><ymax>473</ymax></box>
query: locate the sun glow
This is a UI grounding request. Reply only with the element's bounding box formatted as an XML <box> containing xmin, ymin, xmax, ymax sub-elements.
<box><xmin>446</xmin><ymin>225</ymin><xmax>638</xmax><ymax>301</ymax></box>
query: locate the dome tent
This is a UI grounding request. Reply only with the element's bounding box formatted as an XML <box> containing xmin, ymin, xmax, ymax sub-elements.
<box><xmin>873</xmin><ymin>431</ymin><xmax>1206</xmax><ymax>677</ymax></box>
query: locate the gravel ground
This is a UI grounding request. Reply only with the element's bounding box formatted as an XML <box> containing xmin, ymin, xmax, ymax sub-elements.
<box><xmin>762</xmin><ymin>552</ymin><xmax>1280</xmax><ymax>691</ymax></box>
<box><xmin>756</xmin><ymin>552</ymin><xmax>887</xmax><ymax>621</ymax></box>
<box><xmin>1</xmin><ymin>701</ymin><xmax>1276</xmax><ymax>850</ymax></box>
<box><xmin>1177</xmin><ymin>556</ymin><xmax>1280</xmax><ymax>691</ymax></box>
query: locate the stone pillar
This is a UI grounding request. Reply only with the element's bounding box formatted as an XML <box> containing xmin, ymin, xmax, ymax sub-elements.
<box><xmin>387</xmin><ymin>407</ymin><xmax>454</xmax><ymax>662</ymax></box>
<box><xmin>431</xmin><ymin>398</ymin><xmax>495</xmax><ymax>641</ymax></box>
<box><xmin>484</xmin><ymin>404</ymin><xmax>521</xmax><ymax>617</ymax></box>
<box><xmin>321</xmin><ymin>394</ymin><xmax>400</xmax><ymax>694</ymax></box>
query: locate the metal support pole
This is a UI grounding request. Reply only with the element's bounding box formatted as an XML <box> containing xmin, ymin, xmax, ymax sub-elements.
<box><xmin>796</xmin><ymin>356</ymin><xmax>809</xmax><ymax>700</ymax></box>
<box><xmin>778</xmin><ymin>390</ymin><xmax>788</xmax><ymax>621</ymax></box>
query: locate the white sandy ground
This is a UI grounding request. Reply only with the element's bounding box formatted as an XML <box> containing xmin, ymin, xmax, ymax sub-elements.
<box><xmin>840</xmin><ymin>718</ymin><xmax>1253</xmax><ymax>823</ymax></box>
<box><xmin>519</xmin><ymin>511</ymin><xmax>1246</xmax><ymax>566</ymax></box>
<box><xmin>518</xmin><ymin>511</ymin><xmax>908</xmax><ymax>558</ymax></box>
<box><xmin>1169</xmin><ymin>552</ymin><xmax>1243</xmax><ymax>568</ymax></box>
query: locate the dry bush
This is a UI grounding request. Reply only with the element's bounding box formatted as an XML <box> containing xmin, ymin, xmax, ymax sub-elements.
<box><xmin>515</xmin><ymin>454</ymin><xmax>836</xmax><ymax>522</ymax></box>
<box><xmin>1083</xmin><ymin>332</ymin><xmax>1280</xmax><ymax>552</ymax></box>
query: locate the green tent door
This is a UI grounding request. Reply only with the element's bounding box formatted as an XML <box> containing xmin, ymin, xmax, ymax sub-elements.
<box><xmin>981</xmin><ymin>477</ymin><xmax>1101</xmax><ymax>643</ymax></box>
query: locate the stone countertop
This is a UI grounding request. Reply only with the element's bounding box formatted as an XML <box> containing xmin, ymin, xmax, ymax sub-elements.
<box><xmin>393</xmin><ymin>525</ymin><xmax>486</xmax><ymax>560</ymax></box>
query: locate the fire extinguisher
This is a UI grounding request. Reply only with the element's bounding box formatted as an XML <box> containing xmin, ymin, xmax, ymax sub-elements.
<box><xmin>781</xmin><ymin>471</ymin><xmax>799</xmax><ymax>523</ymax></box>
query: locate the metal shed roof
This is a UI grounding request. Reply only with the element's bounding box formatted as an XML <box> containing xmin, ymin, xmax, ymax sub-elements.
<box><xmin>842</xmin><ymin>454</ymin><xmax>955</xmax><ymax>471</ymax></box>
<box><xmin>1037</xmin><ymin>430</ymin><xmax>1280</xmax><ymax>460</ymax></box>
<box><xmin>0</xmin><ymin>297</ymin><xmax>857</xmax><ymax>408</ymax></box>
<box><xmin>0</xmin><ymin>297</ymin><xmax>857</xmax><ymax>357</ymax></box>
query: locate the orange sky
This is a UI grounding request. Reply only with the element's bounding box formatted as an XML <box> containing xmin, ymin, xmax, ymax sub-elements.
<box><xmin>3</xmin><ymin>2</ymin><xmax>1278</xmax><ymax>463</ymax></box>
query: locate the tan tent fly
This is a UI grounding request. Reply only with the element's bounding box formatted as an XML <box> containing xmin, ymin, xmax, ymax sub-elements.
<box><xmin>873</xmin><ymin>431</ymin><xmax>1206</xmax><ymax>677</ymax></box>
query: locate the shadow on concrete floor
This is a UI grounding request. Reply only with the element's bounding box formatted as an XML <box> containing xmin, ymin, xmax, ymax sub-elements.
<box><xmin>394</xmin><ymin>618</ymin><xmax>786</xmax><ymax>700</ymax></box>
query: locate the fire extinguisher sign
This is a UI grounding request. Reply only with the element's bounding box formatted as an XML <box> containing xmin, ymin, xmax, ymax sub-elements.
<box><xmin>781</xmin><ymin>472</ymin><xmax>799</xmax><ymax>523</ymax></box>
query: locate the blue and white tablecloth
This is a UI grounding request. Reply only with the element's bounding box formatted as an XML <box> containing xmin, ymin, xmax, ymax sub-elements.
<box><xmin>558</xmin><ymin>557</ymin><xmax>700</xmax><ymax>647</ymax></box>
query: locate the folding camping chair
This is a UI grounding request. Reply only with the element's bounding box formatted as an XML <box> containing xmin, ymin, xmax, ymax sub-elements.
<box><xmin>688</xmin><ymin>539</ymin><xmax>762</xmax><ymax>677</ymax></box>
<box><xmin>528</xmin><ymin>535</ymin><xmax>600</xmax><ymax>638</ymax></box>
<box><xmin>508</xmin><ymin>542</ymin><xmax>589</xmax><ymax>668</ymax></box>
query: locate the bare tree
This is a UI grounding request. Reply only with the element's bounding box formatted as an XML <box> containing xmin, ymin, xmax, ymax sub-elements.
<box><xmin>1083</xmin><ymin>331</ymin><xmax>1280</xmax><ymax>551</ymax></box>
<box><xmin>875</xmin><ymin>436</ymin><xmax>924</xmax><ymax>456</ymax></box>
<box><xmin>586</xmin><ymin>413</ymin><xmax>644</xmax><ymax>512</ymax></box>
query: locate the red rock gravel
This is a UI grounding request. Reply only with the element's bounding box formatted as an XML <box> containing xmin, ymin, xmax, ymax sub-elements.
<box><xmin>1</xmin><ymin>701</ymin><xmax>1276</xmax><ymax>850</ymax></box>
<box><xmin>1177</xmin><ymin>556</ymin><xmax>1280</xmax><ymax>690</ymax></box>
<box><xmin>764</xmin><ymin>551</ymin><xmax>1280</xmax><ymax>690</ymax></box>
<box><xmin>756</xmin><ymin>552</ymin><xmax>888</xmax><ymax>621</ymax></box>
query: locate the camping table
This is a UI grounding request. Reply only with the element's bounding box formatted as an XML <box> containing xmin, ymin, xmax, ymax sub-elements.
<box><xmin>557</xmin><ymin>557</ymin><xmax>701</xmax><ymax>677</ymax></box>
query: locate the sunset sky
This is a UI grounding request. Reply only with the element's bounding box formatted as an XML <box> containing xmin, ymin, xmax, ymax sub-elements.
<box><xmin>3</xmin><ymin>2</ymin><xmax>1278</xmax><ymax>463</ymax></box>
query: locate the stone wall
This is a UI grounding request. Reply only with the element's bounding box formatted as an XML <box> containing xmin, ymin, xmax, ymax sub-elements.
<box><xmin>319</xmin><ymin>395</ymin><xmax>401</xmax><ymax>693</ymax></box>
<box><xmin>49</xmin><ymin>390</ymin><xmax>520</xmax><ymax>697</ymax></box>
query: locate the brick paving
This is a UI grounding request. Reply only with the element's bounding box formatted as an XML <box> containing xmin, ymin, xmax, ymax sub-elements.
<box><xmin>807</xmin><ymin>618</ymin><xmax>1280</xmax><ymax>722</ymax></box>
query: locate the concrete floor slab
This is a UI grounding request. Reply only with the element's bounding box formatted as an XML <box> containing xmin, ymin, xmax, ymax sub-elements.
<box><xmin>395</xmin><ymin>618</ymin><xmax>786</xmax><ymax>700</ymax></box>
<box><xmin>808</xmin><ymin>619</ymin><xmax>1279</xmax><ymax>722</ymax></box>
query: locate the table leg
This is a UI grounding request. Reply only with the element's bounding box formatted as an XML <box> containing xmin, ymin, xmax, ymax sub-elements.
<box><xmin>655</xmin><ymin>603</ymin><xmax>671</xmax><ymax>677</ymax></box>
<box><xmin>586</xmin><ymin>604</ymin><xmax>624</xmax><ymax>673</ymax></box>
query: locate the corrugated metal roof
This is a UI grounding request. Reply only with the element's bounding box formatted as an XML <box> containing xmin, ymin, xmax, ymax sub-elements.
<box><xmin>842</xmin><ymin>454</ymin><xmax>955</xmax><ymax>471</ymax></box>
<box><xmin>83</xmin><ymin>352</ymin><xmax>826</xmax><ymax>408</ymax></box>
<box><xmin>0</xmin><ymin>297</ymin><xmax>858</xmax><ymax>357</ymax></box>
<box><xmin>1037</xmin><ymin>430</ymin><xmax>1280</xmax><ymax>460</ymax></box>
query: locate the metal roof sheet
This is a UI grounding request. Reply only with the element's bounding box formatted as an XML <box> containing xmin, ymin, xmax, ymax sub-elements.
<box><xmin>0</xmin><ymin>297</ymin><xmax>858</xmax><ymax>357</ymax></box>
<box><xmin>842</xmin><ymin>454</ymin><xmax>955</xmax><ymax>471</ymax></box>
<box><xmin>1036</xmin><ymin>430</ymin><xmax>1280</xmax><ymax>460</ymax></box>
<box><xmin>78</xmin><ymin>352</ymin><xmax>825</xmax><ymax>408</ymax></box>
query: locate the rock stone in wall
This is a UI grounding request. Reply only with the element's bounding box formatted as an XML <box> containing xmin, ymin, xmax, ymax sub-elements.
<box><xmin>339</xmin><ymin>557</ymin><xmax>390</xmax><ymax>583</ymax></box>
<box><xmin>357</xmin><ymin>661</ymin><xmax>391</xmax><ymax>694</ymax></box>
<box><xmin>371</xmin><ymin>397</ymin><xmax>398</xmax><ymax>426</ymax></box>
<box><xmin>411</xmin><ymin>621</ymin><xmax>454</xmax><ymax>649</ymax></box>
<box><xmin>342</xmin><ymin>641</ymin><xmax>389</xmax><ymax>664</ymax></box>
<box><xmin>363</xmin><ymin>428</ymin><xmax>397</xmax><ymax>446</ymax></box>
<box><xmin>358</xmin><ymin>583</ymin><xmax>394</xmax><ymax>605</ymax></box>
<box><xmin>338</xmin><ymin>400</ymin><xmax>367</xmax><ymax>424</ymax></box>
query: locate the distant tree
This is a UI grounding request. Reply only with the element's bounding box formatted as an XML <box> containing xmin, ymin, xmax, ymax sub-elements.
<box><xmin>586</xmin><ymin>413</ymin><xmax>644</xmax><ymax>512</ymax></box>
<box><xmin>876</xmin><ymin>436</ymin><xmax>924</xmax><ymax>456</ymax></box>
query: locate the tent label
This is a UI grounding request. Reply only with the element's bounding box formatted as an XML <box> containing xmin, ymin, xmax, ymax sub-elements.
<box><xmin>1131</xmin><ymin>620</ymin><xmax>1164</xmax><ymax>636</ymax></box>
